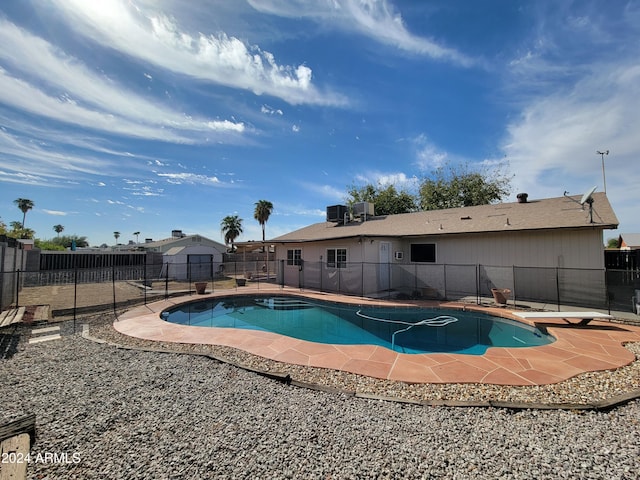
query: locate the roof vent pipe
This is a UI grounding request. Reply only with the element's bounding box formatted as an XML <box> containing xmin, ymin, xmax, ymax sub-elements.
<box><xmin>516</xmin><ymin>193</ymin><xmax>528</xmax><ymax>203</ymax></box>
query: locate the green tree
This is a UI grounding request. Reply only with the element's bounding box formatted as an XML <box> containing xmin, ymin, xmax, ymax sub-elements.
<box><xmin>113</xmin><ymin>231</ymin><xmax>121</xmax><ymax>244</ymax></box>
<box><xmin>0</xmin><ymin>217</ymin><xmax>6</xmax><ymax>235</ymax></box>
<box><xmin>14</xmin><ymin>198</ymin><xmax>34</xmax><ymax>228</ymax></box>
<box><xmin>133</xmin><ymin>231</ymin><xmax>141</xmax><ymax>244</ymax></box>
<box><xmin>53</xmin><ymin>224</ymin><xmax>64</xmax><ymax>237</ymax></box>
<box><xmin>254</xmin><ymin>200</ymin><xmax>274</xmax><ymax>245</ymax></box>
<box><xmin>36</xmin><ymin>235</ymin><xmax>89</xmax><ymax>251</ymax></box>
<box><xmin>346</xmin><ymin>183</ymin><xmax>417</xmax><ymax>215</ymax></box>
<box><xmin>419</xmin><ymin>162</ymin><xmax>512</xmax><ymax>210</ymax></box>
<box><xmin>35</xmin><ymin>239</ymin><xmax>66</xmax><ymax>251</ymax></box>
<box><xmin>605</xmin><ymin>237</ymin><xmax>619</xmax><ymax>248</ymax></box>
<box><xmin>220</xmin><ymin>215</ymin><xmax>243</xmax><ymax>251</ymax></box>
<box><xmin>8</xmin><ymin>221</ymin><xmax>35</xmax><ymax>239</ymax></box>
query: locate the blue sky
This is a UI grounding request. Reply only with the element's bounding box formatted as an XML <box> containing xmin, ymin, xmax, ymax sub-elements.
<box><xmin>1</xmin><ymin>0</ymin><xmax>638</xmax><ymax>247</ymax></box>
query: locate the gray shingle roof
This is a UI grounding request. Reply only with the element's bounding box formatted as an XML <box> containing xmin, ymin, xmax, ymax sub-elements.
<box><xmin>620</xmin><ymin>233</ymin><xmax>640</xmax><ymax>248</ymax></box>
<box><xmin>272</xmin><ymin>193</ymin><xmax>618</xmax><ymax>243</ymax></box>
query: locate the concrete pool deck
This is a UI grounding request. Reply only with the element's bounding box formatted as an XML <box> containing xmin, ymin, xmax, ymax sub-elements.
<box><xmin>114</xmin><ymin>287</ymin><xmax>640</xmax><ymax>386</ymax></box>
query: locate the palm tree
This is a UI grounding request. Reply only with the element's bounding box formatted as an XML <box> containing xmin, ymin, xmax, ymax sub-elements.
<box><xmin>220</xmin><ymin>215</ymin><xmax>243</xmax><ymax>252</ymax></box>
<box><xmin>113</xmin><ymin>231</ymin><xmax>121</xmax><ymax>244</ymax></box>
<box><xmin>254</xmin><ymin>200</ymin><xmax>274</xmax><ymax>247</ymax></box>
<box><xmin>9</xmin><ymin>221</ymin><xmax>33</xmax><ymax>239</ymax></box>
<box><xmin>133</xmin><ymin>231</ymin><xmax>141</xmax><ymax>244</ymax></box>
<box><xmin>53</xmin><ymin>224</ymin><xmax>64</xmax><ymax>237</ymax></box>
<box><xmin>14</xmin><ymin>198</ymin><xmax>34</xmax><ymax>228</ymax></box>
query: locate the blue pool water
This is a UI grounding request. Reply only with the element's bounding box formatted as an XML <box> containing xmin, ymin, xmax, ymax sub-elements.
<box><xmin>161</xmin><ymin>295</ymin><xmax>555</xmax><ymax>355</ymax></box>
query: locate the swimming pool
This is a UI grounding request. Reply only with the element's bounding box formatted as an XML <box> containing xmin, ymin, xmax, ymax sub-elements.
<box><xmin>161</xmin><ymin>295</ymin><xmax>555</xmax><ymax>355</ymax></box>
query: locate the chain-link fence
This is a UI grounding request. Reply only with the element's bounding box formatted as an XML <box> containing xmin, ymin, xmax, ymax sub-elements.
<box><xmin>2</xmin><ymin>259</ymin><xmax>279</xmax><ymax>323</ymax></box>
<box><xmin>2</xmin><ymin>260</ymin><xmax>639</xmax><ymax>328</ymax></box>
<box><xmin>278</xmin><ymin>260</ymin><xmax>639</xmax><ymax>314</ymax></box>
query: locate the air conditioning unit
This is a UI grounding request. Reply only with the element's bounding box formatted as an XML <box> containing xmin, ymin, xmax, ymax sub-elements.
<box><xmin>394</xmin><ymin>251</ymin><xmax>404</xmax><ymax>260</ymax></box>
<box><xmin>353</xmin><ymin>201</ymin><xmax>375</xmax><ymax>218</ymax></box>
<box><xmin>326</xmin><ymin>205</ymin><xmax>348</xmax><ymax>223</ymax></box>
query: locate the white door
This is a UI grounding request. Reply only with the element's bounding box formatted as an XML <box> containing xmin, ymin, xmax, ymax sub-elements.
<box><xmin>379</xmin><ymin>242</ymin><xmax>391</xmax><ymax>291</ymax></box>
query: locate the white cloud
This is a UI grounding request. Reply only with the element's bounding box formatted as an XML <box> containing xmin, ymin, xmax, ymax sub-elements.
<box><xmin>0</xmin><ymin>170</ymin><xmax>49</xmax><ymax>186</ymax></box>
<box><xmin>300</xmin><ymin>182</ymin><xmax>346</xmax><ymax>202</ymax></box>
<box><xmin>261</xmin><ymin>105</ymin><xmax>284</xmax><ymax>115</ymax></box>
<box><xmin>353</xmin><ymin>171</ymin><xmax>419</xmax><ymax>191</ymax></box>
<box><xmin>50</xmin><ymin>0</ymin><xmax>347</xmax><ymax>106</ymax></box>
<box><xmin>502</xmin><ymin>62</ymin><xmax>640</xmax><ymax>203</ymax></box>
<box><xmin>0</xmin><ymin>128</ymin><xmax>123</xmax><ymax>185</ymax></box>
<box><xmin>248</xmin><ymin>0</ymin><xmax>473</xmax><ymax>66</ymax></box>
<box><xmin>412</xmin><ymin>135</ymin><xmax>448</xmax><ymax>170</ymax></box>
<box><xmin>42</xmin><ymin>209</ymin><xmax>68</xmax><ymax>216</ymax></box>
<box><xmin>156</xmin><ymin>172</ymin><xmax>223</xmax><ymax>186</ymax></box>
<box><xmin>0</xmin><ymin>19</ymin><xmax>245</xmax><ymax>142</ymax></box>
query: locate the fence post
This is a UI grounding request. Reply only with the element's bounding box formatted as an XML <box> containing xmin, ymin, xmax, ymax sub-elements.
<box><xmin>15</xmin><ymin>269</ymin><xmax>20</xmax><ymax>308</ymax></box>
<box><xmin>512</xmin><ymin>265</ymin><xmax>517</xmax><ymax>306</ymax></box>
<box><xmin>555</xmin><ymin>267</ymin><xmax>560</xmax><ymax>311</ymax></box>
<box><xmin>210</xmin><ymin>257</ymin><xmax>214</xmax><ymax>294</ymax></box>
<box><xmin>112</xmin><ymin>262</ymin><xmax>117</xmax><ymax>318</ymax></box>
<box><xmin>280</xmin><ymin>260</ymin><xmax>285</xmax><ymax>289</ymax></box>
<box><xmin>442</xmin><ymin>264</ymin><xmax>447</xmax><ymax>301</ymax></box>
<box><xmin>73</xmin><ymin>264</ymin><xmax>78</xmax><ymax>329</ymax></box>
<box><xmin>475</xmin><ymin>264</ymin><xmax>480</xmax><ymax>305</ymax></box>
<box><xmin>143</xmin><ymin>255</ymin><xmax>147</xmax><ymax>305</ymax></box>
<box><xmin>164</xmin><ymin>263</ymin><xmax>169</xmax><ymax>300</ymax></box>
<box><xmin>605</xmin><ymin>268</ymin><xmax>611</xmax><ymax>314</ymax></box>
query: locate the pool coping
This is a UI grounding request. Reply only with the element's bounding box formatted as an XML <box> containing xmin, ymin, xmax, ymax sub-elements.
<box><xmin>113</xmin><ymin>287</ymin><xmax>640</xmax><ymax>387</ymax></box>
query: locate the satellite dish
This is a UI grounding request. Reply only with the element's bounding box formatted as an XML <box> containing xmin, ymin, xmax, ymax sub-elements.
<box><xmin>580</xmin><ymin>186</ymin><xmax>597</xmax><ymax>205</ymax></box>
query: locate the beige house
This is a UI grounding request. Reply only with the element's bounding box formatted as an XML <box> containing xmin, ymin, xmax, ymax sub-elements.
<box><xmin>271</xmin><ymin>193</ymin><xmax>618</xmax><ymax>304</ymax></box>
<box><xmin>141</xmin><ymin>231</ymin><xmax>226</xmax><ymax>254</ymax></box>
<box><xmin>141</xmin><ymin>232</ymin><xmax>227</xmax><ymax>281</ymax></box>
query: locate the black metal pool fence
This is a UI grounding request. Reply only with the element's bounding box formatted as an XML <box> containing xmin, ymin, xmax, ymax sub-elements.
<box><xmin>1</xmin><ymin>258</ymin><xmax>639</xmax><ymax>321</ymax></box>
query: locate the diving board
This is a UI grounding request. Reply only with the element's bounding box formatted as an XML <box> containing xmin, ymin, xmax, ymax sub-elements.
<box><xmin>511</xmin><ymin>311</ymin><xmax>612</xmax><ymax>326</ymax></box>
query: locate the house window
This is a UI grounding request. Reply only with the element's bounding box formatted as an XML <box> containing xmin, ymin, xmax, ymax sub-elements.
<box><xmin>410</xmin><ymin>243</ymin><xmax>436</xmax><ymax>263</ymax></box>
<box><xmin>327</xmin><ymin>248</ymin><xmax>347</xmax><ymax>268</ymax></box>
<box><xmin>287</xmin><ymin>249</ymin><xmax>302</xmax><ymax>266</ymax></box>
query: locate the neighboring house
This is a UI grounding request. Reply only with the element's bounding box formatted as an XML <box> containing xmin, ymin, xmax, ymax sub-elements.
<box><xmin>606</xmin><ymin>233</ymin><xmax>640</xmax><ymax>272</ymax></box>
<box><xmin>271</xmin><ymin>193</ymin><xmax>618</xmax><ymax>303</ymax></box>
<box><xmin>162</xmin><ymin>245</ymin><xmax>224</xmax><ymax>281</ymax></box>
<box><xmin>617</xmin><ymin>233</ymin><xmax>640</xmax><ymax>250</ymax></box>
<box><xmin>141</xmin><ymin>230</ymin><xmax>227</xmax><ymax>254</ymax></box>
<box><xmin>141</xmin><ymin>231</ymin><xmax>227</xmax><ymax>281</ymax></box>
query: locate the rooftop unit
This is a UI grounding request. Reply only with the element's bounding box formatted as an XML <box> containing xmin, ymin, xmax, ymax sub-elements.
<box><xmin>352</xmin><ymin>201</ymin><xmax>374</xmax><ymax>219</ymax></box>
<box><xmin>326</xmin><ymin>205</ymin><xmax>348</xmax><ymax>224</ymax></box>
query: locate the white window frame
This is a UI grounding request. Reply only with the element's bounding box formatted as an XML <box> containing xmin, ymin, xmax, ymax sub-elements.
<box><xmin>326</xmin><ymin>247</ymin><xmax>347</xmax><ymax>268</ymax></box>
<box><xmin>286</xmin><ymin>248</ymin><xmax>302</xmax><ymax>266</ymax></box>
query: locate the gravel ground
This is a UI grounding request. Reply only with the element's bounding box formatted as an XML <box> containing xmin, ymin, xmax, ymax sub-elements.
<box><xmin>1</xmin><ymin>314</ymin><xmax>640</xmax><ymax>479</ymax></box>
<box><xmin>93</xmin><ymin>314</ymin><xmax>640</xmax><ymax>406</ymax></box>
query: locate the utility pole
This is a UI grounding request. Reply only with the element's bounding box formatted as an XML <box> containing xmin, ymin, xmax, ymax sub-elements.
<box><xmin>597</xmin><ymin>150</ymin><xmax>609</xmax><ymax>194</ymax></box>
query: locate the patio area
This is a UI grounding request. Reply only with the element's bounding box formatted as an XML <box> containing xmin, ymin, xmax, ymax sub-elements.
<box><xmin>114</xmin><ymin>286</ymin><xmax>640</xmax><ymax>386</ymax></box>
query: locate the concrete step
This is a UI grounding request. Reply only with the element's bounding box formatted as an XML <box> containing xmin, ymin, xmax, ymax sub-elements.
<box><xmin>32</xmin><ymin>325</ymin><xmax>60</xmax><ymax>335</ymax></box>
<box><xmin>28</xmin><ymin>334</ymin><xmax>62</xmax><ymax>344</ymax></box>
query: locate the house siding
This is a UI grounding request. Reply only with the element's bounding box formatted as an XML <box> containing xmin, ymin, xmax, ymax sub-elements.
<box><xmin>405</xmin><ymin>229</ymin><xmax>605</xmax><ymax>269</ymax></box>
<box><xmin>274</xmin><ymin>228</ymin><xmax>607</xmax><ymax>302</ymax></box>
